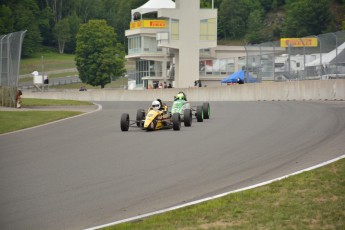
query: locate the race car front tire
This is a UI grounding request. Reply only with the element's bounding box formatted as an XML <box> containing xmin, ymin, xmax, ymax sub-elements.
<box><xmin>183</xmin><ymin>109</ymin><xmax>192</xmax><ymax>127</ymax></box>
<box><xmin>172</xmin><ymin>113</ymin><xmax>181</xmax><ymax>131</ymax></box>
<box><xmin>136</xmin><ymin>109</ymin><xmax>145</xmax><ymax>127</ymax></box>
<box><xmin>196</xmin><ymin>105</ymin><xmax>204</xmax><ymax>122</ymax></box>
<box><xmin>121</xmin><ymin>113</ymin><xmax>130</xmax><ymax>131</ymax></box>
<box><xmin>203</xmin><ymin>102</ymin><xmax>210</xmax><ymax>119</ymax></box>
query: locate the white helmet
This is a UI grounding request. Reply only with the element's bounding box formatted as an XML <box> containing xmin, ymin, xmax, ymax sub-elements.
<box><xmin>152</xmin><ymin>100</ymin><xmax>161</xmax><ymax>110</ymax></box>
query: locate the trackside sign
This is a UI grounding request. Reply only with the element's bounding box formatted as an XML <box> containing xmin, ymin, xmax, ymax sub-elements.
<box><xmin>280</xmin><ymin>38</ymin><xmax>318</xmax><ymax>47</ymax></box>
<box><xmin>130</xmin><ymin>20</ymin><xmax>167</xmax><ymax>29</ymax></box>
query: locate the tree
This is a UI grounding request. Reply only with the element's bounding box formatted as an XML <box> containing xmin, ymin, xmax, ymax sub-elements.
<box><xmin>282</xmin><ymin>0</ymin><xmax>333</xmax><ymax>37</ymax></box>
<box><xmin>75</xmin><ymin>20</ymin><xmax>125</xmax><ymax>88</ymax></box>
<box><xmin>13</xmin><ymin>0</ymin><xmax>42</xmax><ymax>56</ymax></box>
<box><xmin>64</xmin><ymin>12</ymin><xmax>82</xmax><ymax>53</ymax></box>
<box><xmin>245</xmin><ymin>9</ymin><xmax>264</xmax><ymax>44</ymax></box>
<box><xmin>219</xmin><ymin>0</ymin><xmax>263</xmax><ymax>40</ymax></box>
<box><xmin>38</xmin><ymin>6</ymin><xmax>55</xmax><ymax>47</ymax></box>
<box><xmin>54</xmin><ymin>18</ymin><xmax>70</xmax><ymax>54</ymax></box>
<box><xmin>0</xmin><ymin>5</ymin><xmax>14</xmax><ymax>34</ymax></box>
<box><xmin>219</xmin><ymin>0</ymin><xmax>248</xmax><ymax>39</ymax></box>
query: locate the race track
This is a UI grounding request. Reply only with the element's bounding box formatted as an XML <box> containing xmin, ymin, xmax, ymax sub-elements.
<box><xmin>1</xmin><ymin>101</ymin><xmax>344</xmax><ymax>230</ymax></box>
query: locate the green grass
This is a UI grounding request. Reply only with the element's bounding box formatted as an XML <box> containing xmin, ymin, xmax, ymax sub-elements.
<box><xmin>0</xmin><ymin>98</ymin><xmax>93</xmax><ymax>134</ymax></box>
<box><xmin>107</xmin><ymin>158</ymin><xmax>345</xmax><ymax>230</ymax></box>
<box><xmin>20</xmin><ymin>52</ymin><xmax>76</xmax><ymax>75</ymax></box>
<box><xmin>22</xmin><ymin>98</ymin><xmax>93</xmax><ymax>106</ymax></box>
<box><xmin>0</xmin><ymin>111</ymin><xmax>82</xmax><ymax>134</ymax></box>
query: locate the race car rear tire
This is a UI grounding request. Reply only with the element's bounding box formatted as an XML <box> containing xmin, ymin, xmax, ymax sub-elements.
<box><xmin>121</xmin><ymin>113</ymin><xmax>130</xmax><ymax>131</ymax></box>
<box><xmin>196</xmin><ymin>105</ymin><xmax>204</xmax><ymax>122</ymax></box>
<box><xmin>203</xmin><ymin>102</ymin><xmax>210</xmax><ymax>119</ymax></box>
<box><xmin>136</xmin><ymin>109</ymin><xmax>145</xmax><ymax>127</ymax></box>
<box><xmin>184</xmin><ymin>109</ymin><xmax>192</xmax><ymax>127</ymax></box>
<box><xmin>172</xmin><ymin>113</ymin><xmax>181</xmax><ymax>131</ymax></box>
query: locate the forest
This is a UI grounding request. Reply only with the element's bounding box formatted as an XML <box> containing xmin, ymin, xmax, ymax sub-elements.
<box><xmin>1</xmin><ymin>0</ymin><xmax>344</xmax><ymax>57</ymax></box>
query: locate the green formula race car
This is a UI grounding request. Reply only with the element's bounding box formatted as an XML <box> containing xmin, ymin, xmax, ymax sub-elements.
<box><xmin>170</xmin><ymin>99</ymin><xmax>210</xmax><ymax>126</ymax></box>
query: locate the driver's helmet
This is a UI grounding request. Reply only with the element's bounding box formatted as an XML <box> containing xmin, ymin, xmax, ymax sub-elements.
<box><xmin>176</xmin><ymin>92</ymin><xmax>185</xmax><ymax>100</ymax></box>
<box><xmin>152</xmin><ymin>100</ymin><xmax>161</xmax><ymax>110</ymax></box>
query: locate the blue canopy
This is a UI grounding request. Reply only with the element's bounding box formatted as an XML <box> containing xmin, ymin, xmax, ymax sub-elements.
<box><xmin>221</xmin><ymin>70</ymin><xmax>257</xmax><ymax>83</ymax></box>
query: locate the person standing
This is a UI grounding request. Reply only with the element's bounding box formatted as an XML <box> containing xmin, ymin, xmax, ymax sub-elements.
<box><xmin>198</xmin><ymin>80</ymin><xmax>202</xmax><ymax>87</ymax></box>
<box><xmin>16</xmin><ymin>89</ymin><xmax>22</xmax><ymax>108</ymax></box>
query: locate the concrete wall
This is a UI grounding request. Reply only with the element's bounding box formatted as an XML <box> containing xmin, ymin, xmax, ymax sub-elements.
<box><xmin>23</xmin><ymin>80</ymin><xmax>345</xmax><ymax>102</ymax></box>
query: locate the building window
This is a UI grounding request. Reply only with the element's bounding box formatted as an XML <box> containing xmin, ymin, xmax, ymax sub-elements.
<box><xmin>135</xmin><ymin>60</ymin><xmax>163</xmax><ymax>86</ymax></box>
<box><xmin>171</xmin><ymin>19</ymin><xmax>179</xmax><ymax>40</ymax></box>
<box><xmin>143</xmin><ymin>36</ymin><xmax>160</xmax><ymax>53</ymax></box>
<box><xmin>200</xmin><ymin>18</ymin><xmax>216</xmax><ymax>41</ymax></box>
<box><xmin>128</xmin><ymin>36</ymin><xmax>141</xmax><ymax>55</ymax></box>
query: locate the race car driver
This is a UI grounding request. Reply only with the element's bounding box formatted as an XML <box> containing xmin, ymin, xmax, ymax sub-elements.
<box><xmin>174</xmin><ymin>91</ymin><xmax>188</xmax><ymax>101</ymax></box>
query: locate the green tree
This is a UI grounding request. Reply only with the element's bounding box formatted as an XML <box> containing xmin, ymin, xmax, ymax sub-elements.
<box><xmin>282</xmin><ymin>0</ymin><xmax>333</xmax><ymax>37</ymax></box>
<box><xmin>0</xmin><ymin>5</ymin><xmax>14</xmax><ymax>34</ymax></box>
<box><xmin>38</xmin><ymin>6</ymin><xmax>55</xmax><ymax>47</ymax></box>
<box><xmin>219</xmin><ymin>0</ymin><xmax>263</xmax><ymax>40</ymax></box>
<box><xmin>75</xmin><ymin>20</ymin><xmax>125</xmax><ymax>88</ymax></box>
<box><xmin>219</xmin><ymin>0</ymin><xmax>247</xmax><ymax>39</ymax></box>
<box><xmin>13</xmin><ymin>0</ymin><xmax>42</xmax><ymax>56</ymax></box>
<box><xmin>64</xmin><ymin>12</ymin><xmax>82</xmax><ymax>53</ymax></box>
<box><xmin>245</xmin><ymin>9</ymin><xmax>264</xmax><ymax>43</ymax></box>
<box><xmin>54</xmin><ymin>18</ymin><xmax>70</xmax><ymax>54</ymax></box>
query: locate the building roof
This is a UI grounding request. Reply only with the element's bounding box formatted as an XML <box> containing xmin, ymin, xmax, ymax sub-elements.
<box><xmin>306</xmin><ymin>42</ymin><xmax>345</xmax><ymax>66</ymax></box>
<box><xmin>131</xmin><ymin>0</ymin><xmax>175</xmax><ymax>19</ymax></box>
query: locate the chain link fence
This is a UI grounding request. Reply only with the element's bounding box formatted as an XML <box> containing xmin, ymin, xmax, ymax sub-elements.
<box><xmin>0</xmin><ymin>31</ymin><xmax>26</xmax><ymax>107</ymax></box>
<box><xmin>244</xmin><ymin>30</ymin><xmax>345</xmax><ymax>82</ymax></box>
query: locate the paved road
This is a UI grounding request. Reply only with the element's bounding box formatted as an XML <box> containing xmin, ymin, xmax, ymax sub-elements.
<box><xmin>0</xmin><ymin>101</ymin><xmax>344</xmax><ymax>230</ymax></box>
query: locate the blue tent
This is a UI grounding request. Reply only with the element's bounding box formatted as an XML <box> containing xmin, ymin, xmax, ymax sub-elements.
<box><xmin>221</xmin><ymin>70</ymin><xmax>257</xmax><ymax>83</ymax></box>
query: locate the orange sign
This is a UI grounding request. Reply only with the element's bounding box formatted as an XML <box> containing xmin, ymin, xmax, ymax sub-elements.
<box><xmin>130</xmin><ymin>20</ymin><xmax>167</xmax><ymax>29</ymax></box>
<box><xmin>280</xmin><ymin>38</ymin><xmax>318</xmax><ymax>47</ymax></box>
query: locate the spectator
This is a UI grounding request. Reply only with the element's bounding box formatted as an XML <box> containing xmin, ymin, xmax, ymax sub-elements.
<box><xmin>237</xmin><ymin>77</ymin><xmax>244</xmax><ymax>84</ymax></box>
<box><xmin>153</xmin><ymin>81</ymin><xmax>159</xmax><ymax>89</ymax></box>
<box><xmin>198</xmin><ymin>80</ymin><xmax>202</xmax><ymax>87</ymax></box>
<box><xmin>158</xmin><ymin>82</ymin><xmax>163</xmax><ymax>89</ymax></box>
<box><xmin>168</xmin><ymin>83</ymin><xmax>172</xmax><ymax>88</ymax></box>
<box><xmin>16</xmin><ymin>89</ymin><xmax>22</xmax><ymax>108</ymax></box>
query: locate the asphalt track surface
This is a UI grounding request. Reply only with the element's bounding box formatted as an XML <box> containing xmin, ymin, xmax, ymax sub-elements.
<box><xmin>1</xmin><ymin>101</ymin><xmax>345</xmax><ymax>230</ymax></box>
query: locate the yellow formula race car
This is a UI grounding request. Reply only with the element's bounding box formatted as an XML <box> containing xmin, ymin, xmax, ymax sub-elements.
<box><xmin>120</xmin><ymin>100</ymin><xmax>186</xmax><ymax>131</ymax></box>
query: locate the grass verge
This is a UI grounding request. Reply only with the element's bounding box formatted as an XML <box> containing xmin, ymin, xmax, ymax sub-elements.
<box><xmin>22</xmin><ymin>98</ymin><xmax>93</xmax><ymax>106</ymax></box>
<box><xmin>20</xmin><ymin>53</ymin><xmax>75</xmax><ymax>75</ymax></box>
<box><xmin>0</xmin><ymin>111</ymin><xmax>82</xmax><ymax>134</ymax></box>
<box><xmin>107</xmin><ymin>158</ymin><xmax>345</xmax><ymax>230</ymax></box>
<box><xmin>0</xmin><ymin>98</ymin><xmax>93</xmax><ymax>134</ymax></box>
